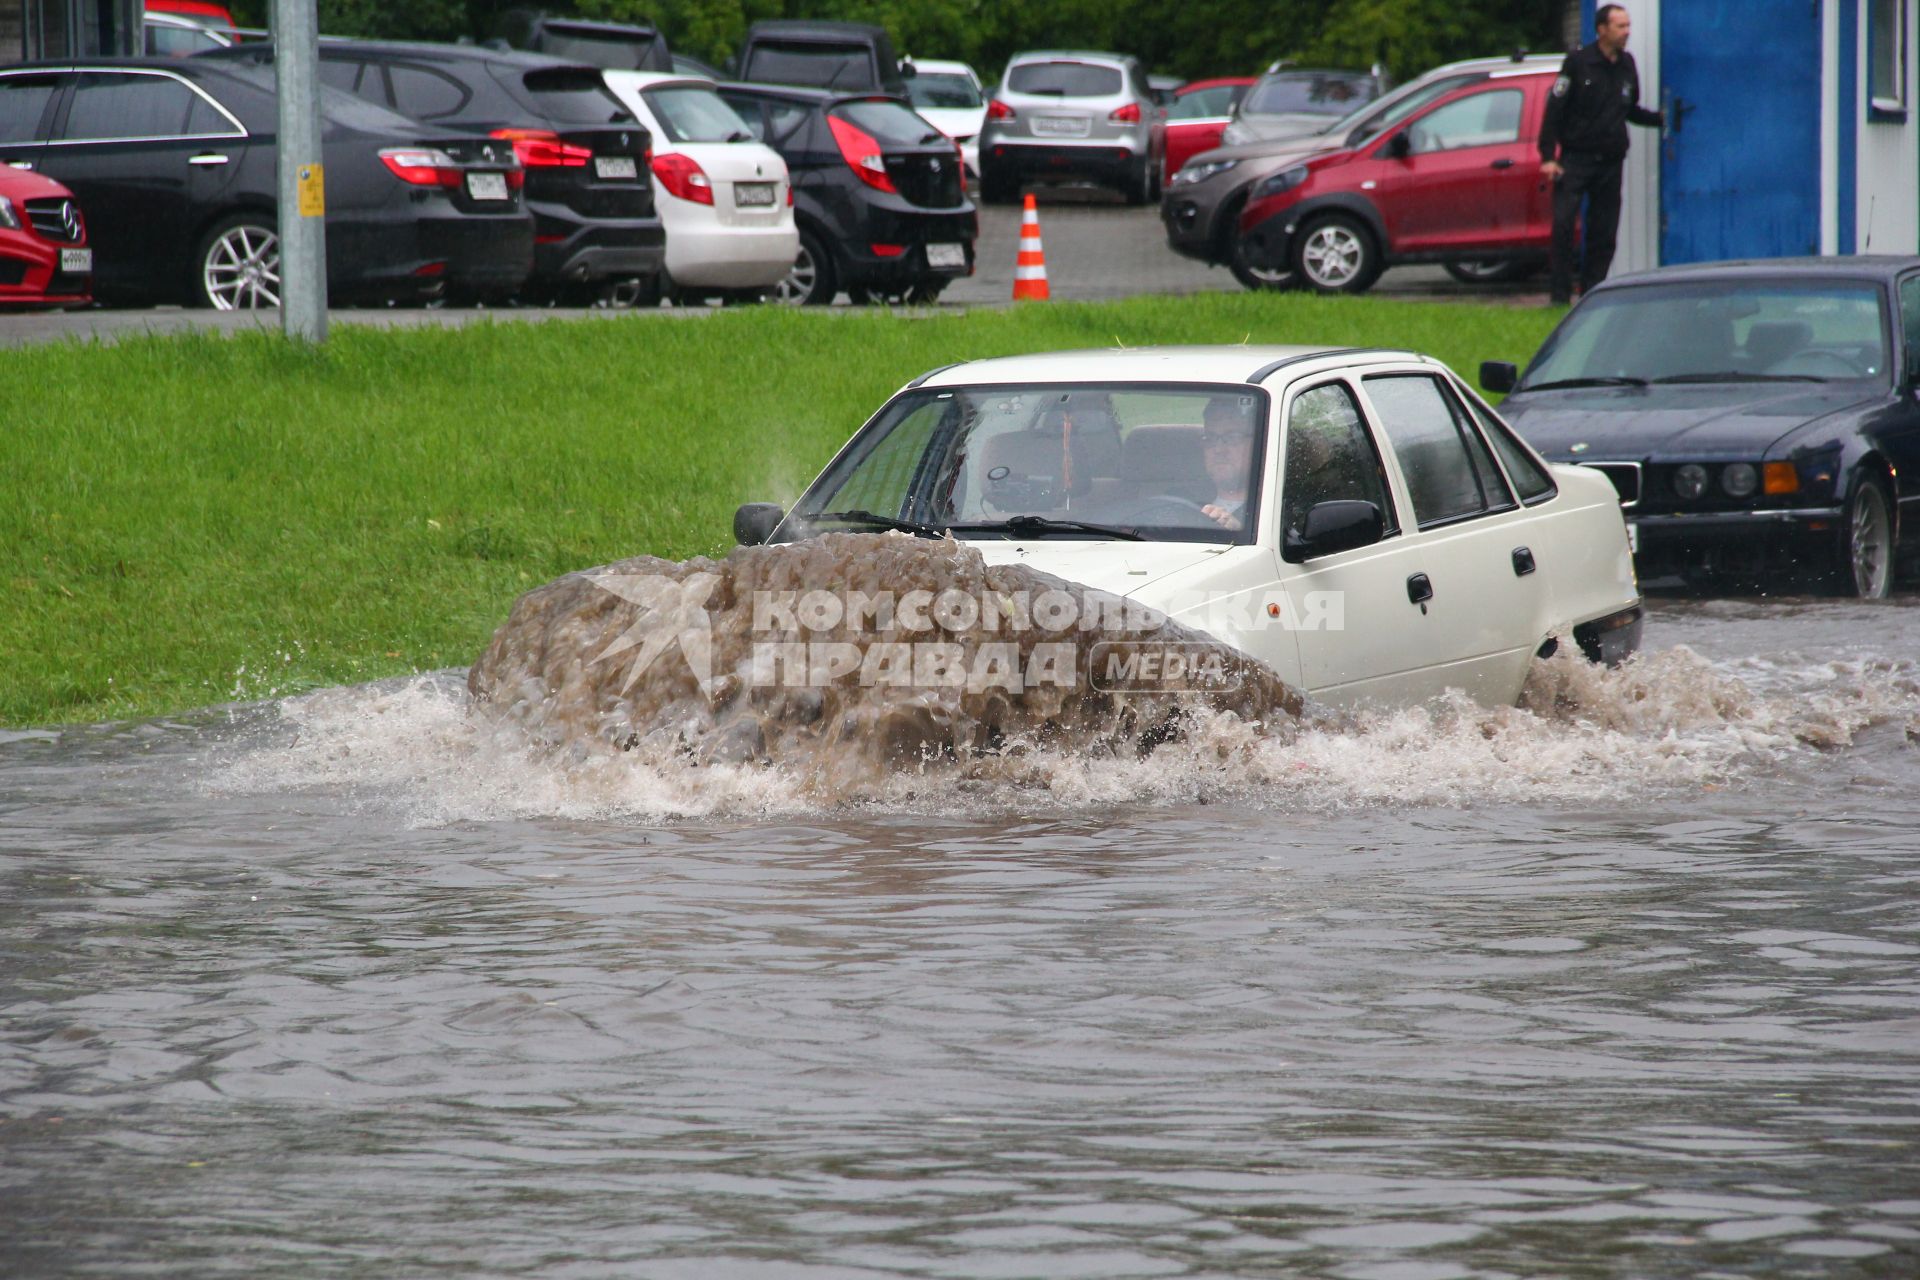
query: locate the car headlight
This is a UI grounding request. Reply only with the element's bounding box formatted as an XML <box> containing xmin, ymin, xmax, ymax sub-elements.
<box><xmin>1250</xmin><ymin>165</ymin><xmax>1310</xmax><ymax>199</ymax></box>
<box><xmin>0</xmin><ymin>196</ymin><xmax>18</xmax><ymax>231</ymax></box>
<box><xmin>1170</xmin><ymin>158</ymin><xmax>1237</xmax><ymax>187</ymax></box>
<box><xmin>1673</xmin><ymin>463</ymin><xmax>1709</xmax><ymax>499</ymax></box>
<box><xmin>1720</xmin><ymin>462</ymin><xmax>1758</xmax><ymax>498</ymax></box>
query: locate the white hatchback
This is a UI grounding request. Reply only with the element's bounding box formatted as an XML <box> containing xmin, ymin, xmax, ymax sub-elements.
<box><xmin>738</xmin><ymin>346</ymin><xmax>1643</xmax><ymax>710</ymax></box>
<box><xmin>601</xmin><ymin>71</ymin><xmax>798</xmax><ymax>301</ymax></box>
<box><xmin>904</xmin><ymin>59</ymin><xmax>987</xmax><ymax>179</ymax></box>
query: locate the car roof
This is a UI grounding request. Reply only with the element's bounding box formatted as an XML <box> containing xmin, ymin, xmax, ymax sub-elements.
<box><xmin>745</xmin><ymin>20</ymin><xmax>890</xmax><ymax>41</ymax></box>
<box><xmin>1599</xmin><ymin>256</ymin><xmax>1920</xmax><ymax>290</ymax></box>
<box><xmin>915</xmin><ymin>346</ymin><xmax>1436</xmax><ymax>388</ymax></box>
<box><xmin>3</xmin><ymin>54</ymin><xmax>264</xmax><ymax>83</ymax></box>
<box><xmin>1177</xmin><ymin>76</ymin><xmax>1257</xmax><ymax>93</ymax></box>
<box><xmin>904</xmin><ymin>58</ymin><xmax>975</xmax><ymax>76</ymax></box>
<box><xmin>604</xmin><ymin>70</ymin><xmax>713</xmax><ymax>90</ymax></box>
<box><xmin>715</xmin><ymin>81</ymin><xmax>906</xmax><ymax>108</ymax></box>
<box><xmin>1007</xmin><ymin>50</ymin><xmax>1134</xmax><ymax>67</ymax></box>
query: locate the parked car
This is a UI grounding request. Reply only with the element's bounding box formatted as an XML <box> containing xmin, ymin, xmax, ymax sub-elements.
<box><xmin>1146</xmin><ymin>73</ymin><xmax>1186</xmax><ymax>108</ymax></box>
<box><xmin>1484</xmin><ymin>258</ymin><xmax>1920</xmax><ymax>598</ymax></box>
<box><xmin>1163</xmin><ymin>54</ymin><xmax>1560</xmax><ymax>290</ymax></box>
<box><xmin>903</xmin><ymin>58</ymin><xmax>985</xmax><ymax>179</ymax></box>
<box><xmin>144</xmin><ymin>11</ymin><xmax>237</xmax><ymax>57</ymax></box>
<box><xmin>601</xmin><ymin>71</ymin><xmax>796</xmax><ymax>303</ymax></box>
<box><xmin>209</xmin><ymin>39</ymin><xmax>664</xmax><ymax>305</ymax></box>
<box><xmin>143</xmin><ymin>0</ymin><xmax>235</xmax><ymax>30</ymax></box>
<box><xmin>735</xmin><ymin>21</ymin><xmax>908</xmax><ymax>97</ymax></box>
<box><xmin>1232</xmin><ymin>60</ymin><xmax>1559</xmax><ymax>294</ymax></box>
<box><xmin>979</xmin><ymin>50</ymin><xmax>1164</xmax><ymax>204</ymax></box>
<box><xmin>733</xmin><ymin>345</ymin><xmax>1642</xmax><ymax>708</ymax></box>
<box><xmin>1218</xmin><ymin>64</ymin><xmax>1386</xmax><ymax>147</ymax></box>
<box><xmin>488</xmin><ymin>10</ymin><xmax>672</xmax><ymax>72</ymax></box>
<box><xmin>1161</xmin><ymin>75</ymin><xmax>1254</xmax><ymax>186</ymax></box>
<box><xmin>0</xmin><ymin>165</ymin><xmax>91</xmax><ymax>308</ymax></box>
<box><xmin>715</xmin><ymin>82</ymin><xmax>975</xmax><ymax>306</ymax></box>
<box><xmin>0</xmin><ymin>58</ymin><xmax>531</xmax><ymax>307</ymax></box>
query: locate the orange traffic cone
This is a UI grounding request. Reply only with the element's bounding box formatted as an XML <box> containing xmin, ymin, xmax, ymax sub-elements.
<box><xmin>1013</xmin><ymin>194</ymin><xmax>1050</xmax><ymax>301</ymax></box>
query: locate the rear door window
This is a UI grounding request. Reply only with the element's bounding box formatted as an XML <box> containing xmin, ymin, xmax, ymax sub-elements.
<box><xmin>61</xmin><ymin>72</ymin><xmax>198</xmax><ymax>141</ymax></box>
<box><xmin>745</xmin><ymin>42</ymin><xmax>877</xmax><ymax>91</ymax></box>
<box><xmin>388</xmin><ymin>64</ymin><xmax>469</xmax><ymax>120</ymax></box>
<box><xmin>518</xmin><ymin>68</ymin><xmax>631</xmax><ymax>125</ymax></box>
<box><xmin>317</xmin><ymin>58</ymin><xmax>371</xmax><ymax>96</ymax></box>
<box><xmin>643</xmin><ymin>85</ymin><xmax>754</xmax><ymax>144</ymax></box>
<box><xmin>0</xmin><ymin>74</ymin><xmax>62</xmax><ymax>144</ymax></box>
<box><xmin>1364</xmin><ymin>374</ymin><xmax>1513</xmax><ymax>527</ymax></box>
<box><xmin>1462</xmin><ymin>392</ymin><xmax>1557</xmax><ymax>504</ymax></box>
<box><xmin>1007</xmin><ymin>61</ymin><xmax>1123</xmax><ymax>98</ymax></box>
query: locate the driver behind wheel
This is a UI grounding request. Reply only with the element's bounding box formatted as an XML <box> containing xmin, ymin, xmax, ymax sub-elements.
<box><xmin>1199</xmin><ymin>397</ymin><xmax>1260</xmax><ymax>531</ymax></box>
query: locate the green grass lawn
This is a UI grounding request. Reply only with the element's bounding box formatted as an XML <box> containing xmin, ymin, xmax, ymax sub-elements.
<box><xmin>0</xmin><ymin>294</ymin><xmax>1556</xmax><ymax>726</ymax></box>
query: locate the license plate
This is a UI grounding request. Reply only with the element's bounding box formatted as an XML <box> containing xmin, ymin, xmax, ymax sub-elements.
<box><xmin>925</xmin><ymin>243</ymin><xmax>966</xmax><ymax>270</ymax></box>
<box><xmin>735</xmin><ymin>182</ymin><xmax>775</xmax><ymax>207</ymax></box>
<box><xmin>60</xmin><ymin>247</ymin><xmax>92</xmax><ymax>273</ymax></box>
<box><xmin>595</xmin><ymin>155</ymin><xmax>638</xmax><ymax>180</ymax></box>
<box><xmin>1031</xmin><ymin>114</ymin><xmax>1089</xmax><ymax>138</ymax></box>
<box><xmin>466</xmin><ymin>172</ymin><xmax>509</xmax><ymax>201</ymax></box>
<box><xmin>1627</xmin><ymin>521</ymin><xmax>1639</xmax><ymax>553</ymax></box>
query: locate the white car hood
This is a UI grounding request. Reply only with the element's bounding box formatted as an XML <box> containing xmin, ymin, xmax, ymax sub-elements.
<box><xmin>969</xmin><ymin>539</ymin><xmax>1234</xmax><ymax>602</ymax></box>
<box><xmin>915</xmin><ymin>105</ymin><xmax>988</xmax><ymax>140</ymax></box>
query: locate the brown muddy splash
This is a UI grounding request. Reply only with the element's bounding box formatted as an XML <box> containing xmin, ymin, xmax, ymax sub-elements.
<box><xmin>468</xmin><ymin>533</ymin><xmax>1305</xmax><ymax>789</ymax></box>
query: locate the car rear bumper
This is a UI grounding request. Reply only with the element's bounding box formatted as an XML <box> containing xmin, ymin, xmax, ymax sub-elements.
<box><xmin>328</xmin><ymin>207</ymin><xmax>535</xmax><ymax>299</ymax></box>
<box><xmin>530</xmin><ymin>206</ymin><xmax>667</xmax><ymax>283</ymax></box>
<box><xmin>981</xmin><ymin>140</ymin><xmax>1143</xmax><ymax>183</ymax></box>
<box><xmin>663</xmin><ymin>222</ymin><xmax>798</xmax><ymax>288</ymax></box>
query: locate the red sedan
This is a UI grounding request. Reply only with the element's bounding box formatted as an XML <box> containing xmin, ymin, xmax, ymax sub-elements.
<box><xmin>0</xmin><ymin>168</ymin><xmax>92</xmax><ymax>309</ymax></box>
<box><xmin>1162</xmin><ymin>77</ymin><xmax>1255</xmax><ymax>185</ymax></box>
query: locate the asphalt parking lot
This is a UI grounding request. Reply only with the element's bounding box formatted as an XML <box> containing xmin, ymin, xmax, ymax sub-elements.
<box><xmin>0</xmin><ymin>194</ymin><xmax>1547</xmax><ymax>349</ymax></box>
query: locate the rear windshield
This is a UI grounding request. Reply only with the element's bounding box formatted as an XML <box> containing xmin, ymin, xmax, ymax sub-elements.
<box><xmin>745</xmin><ymin>42</ymin><xmax>878</xmax><ymax>91</ymax></box>
<box><xmin>518</xmin><ymin>68</ymin><xmax>634</xmax><ymax>125</ymax></box>
<box><xmin>907</xmin><ymin>73</ymin><xmax>981</xmax><ymax>110</ymax></box>
<box><xmin>1007</xmin><ymin>61</ymin><xmax>1123</xmax><ymax>98</ymax></box>
<box><xmin>830</xmin><ymin>99</ymin><xmax>941</xmax><ymax>146</ymax></box>
<box><xmin>1243</xmin><ymin>72</ymin><xmax>1377</xmax><ymax>117</ymax></box>
<box><xmin>533</xmin><ymin>28</ymin><xmax>663</xmax><ymax>72</ymax></box>
<box><xmin>643</xmin><ymin>85</ymin><xmax>755</xmax><ymax>143</ymax></box>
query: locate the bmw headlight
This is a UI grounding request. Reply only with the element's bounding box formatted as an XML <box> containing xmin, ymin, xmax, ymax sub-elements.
<box><xmin>1170</xmin><ymin>158</ymin><xmax>1237</xmax><ymax>187</ymax></box>
<box><xmin>1250</xmin><ymin>165</ymin><xmax>1310</xmax><ymax>199</ymax></box>
<box><xmin>1673</xmin><ymin>464</ymin><xmax>1709</xmax><ymax>499</ymax></box>
<box><xmin>1720</xmin><ymin>462</ymin><xmax>1759</xmax><ymax>498</ymax></box>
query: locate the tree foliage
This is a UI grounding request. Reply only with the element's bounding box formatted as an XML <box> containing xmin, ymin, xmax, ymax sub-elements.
<box><xmin>227</xmin><ymin>1</ymin><xmax>1568</xmax><ymax>84</ymax></box>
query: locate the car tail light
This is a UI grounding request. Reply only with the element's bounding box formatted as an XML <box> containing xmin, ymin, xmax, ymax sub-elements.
<box><xmin>1109</xmin><ymin>102</ymin><xmax>1141</xmax><ymax>124</ymax></box>
<box><xmin>987</xmin><ymin>99</ymin><xmax>1014</xmax><ymax>121</ymax></box>
<box><xmin>870</xmin><ymin>243</ymin><xmax>906</xmax><ymax>257</ymax></box>
<box><xmin>379</xmin><ymin>148</ymin><xmax>463</xmax><ymax>189</ymax></box>
<box><xmin>650</xmin><ymin>152</ymin><xmax>713</xmax><ymax>205</ymax></box>
<box><xmin>786</xmin><ymin>183</ymin><xmax>793</xmax><ymax>206</ymax></box>
<box><xmin>490</xmin><ymin>128</ymin><xmax>592</xmax><ymax>168</ymax></box>
<box><xmin>827</xmin><ymin>115</ymin><xmax>897</xmax><ymax>193</ymax></box>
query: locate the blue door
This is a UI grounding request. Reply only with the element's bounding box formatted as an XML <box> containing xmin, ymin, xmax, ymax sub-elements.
<box><xmin>1659</xmin><ymin>0</ymin><xmax>1821</xmax><ymax>262</ymax></box>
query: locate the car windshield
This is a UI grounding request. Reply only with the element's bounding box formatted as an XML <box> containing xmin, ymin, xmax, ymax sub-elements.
<box><xmin>907</xmin><ymin>73</ymin><xmax>981</xmax><ymax>109</ymax></box>
<box><xmin>1521</xmin><ymin>280</ymin><xmax>1892</xmax><ymax>388</ymax></box>
<box><xmin>746</xmin><ymin>42</ymin><xmax>877</xmax><ymax>91</ymax></box>
<box><xmin>1242</xmin><ymin>72</ymin><xmax>1376</xmax><ymax>118</ymax></box>
<box><xmin>1006</xmin><ymin>61</ymin><xmax>1123</xmax><ymax>97</ymax></box>
<box><xmin>790</xmin><ymin>384</ymin><xmax>1271</xmax><ymax>545</ymax></box>
<box><xmin>642</xmin><ymin>85</ymin><xmax>754</xmax><ymax>143</ymax></box>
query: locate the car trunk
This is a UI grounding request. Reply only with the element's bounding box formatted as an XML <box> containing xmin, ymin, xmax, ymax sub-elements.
<box><xmin>830</xmin><ymin>98</ymin><xmax>964</xmax><ymax>210</ymax></box>
<box><xmin>504</xmin><ymin>67</ymin><xmax>656</xmax><ymax>219</ymax></box>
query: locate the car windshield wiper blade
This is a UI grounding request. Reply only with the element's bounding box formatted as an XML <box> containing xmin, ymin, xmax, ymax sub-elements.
<box><xmin>1650</xmin><ymin>371</ymin><xmax>1826</xmax><ymax>384</ymax></box>
<box><xmin>724</xmin><ymin>129</ymin><xmax>753</xmax><ymax>143</ymax></box>
<box><xmin>950</xmin><ymin>515</ymin><xmax>1145</xmax><ymax>541</ymax></box>
<box><xmin>1521</xmin><ymin>375</ymin><xmax>1649</xmax><ymax>391</ymax></box>
<box><xmin>804</xmin><ymin>509</ymin><xmax>948</xmax><ymax>538</ymax></box>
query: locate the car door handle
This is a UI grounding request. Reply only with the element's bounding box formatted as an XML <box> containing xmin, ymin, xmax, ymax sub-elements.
<box><xmin>1490</xmin><ymin>157</ymin><xmax>1515</xmax><ymax>170</ymax></box>
<box><xmin>1406</xmin><ymin>572</ymin><xmax>1433</xmax><ymax>612</ymax></box>
<box><xmin>188</xmin><ymin>153</ymin><xmax>231</xmax><ymax>166</ymax></box>
<box><xmin>1511</xmin><ymin>546</ymin><xmax>1536</xmax><ymax>576</ymax></box>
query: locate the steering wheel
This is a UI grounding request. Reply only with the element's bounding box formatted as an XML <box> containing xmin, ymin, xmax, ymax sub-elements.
<box><xmin>1127</xmin><ymin>493</ymin><xmax>1220</xmax><ymax>524</ymax></box>
<box><xmin>1773</xmin><ymin>349</ymin><xmax>1867</xmax><ymax>378</ymax></box>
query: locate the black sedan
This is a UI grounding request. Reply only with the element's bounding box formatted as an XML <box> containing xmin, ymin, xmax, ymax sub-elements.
<box><xmin>1484</xmin><ymin>258</ymin><xmax>1920</xmax><ymax>597</ymax></box>
<box><xmin>0</xmin><ymin>57</ymin><xmax>533</xmax><ymax>307</ymax></box>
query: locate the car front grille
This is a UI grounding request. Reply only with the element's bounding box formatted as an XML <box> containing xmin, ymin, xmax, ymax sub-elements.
<box><xmin>24</xmin><ymin>198</ymin><xmax>83</xmax><ymax>244</ymax></box>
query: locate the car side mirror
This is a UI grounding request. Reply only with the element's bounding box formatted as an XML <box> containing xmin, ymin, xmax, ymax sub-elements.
<box><xmin>1386</xmin><ymin>131</ymin><xmax>1411</xmax><ymax>159</ymax></box>
<box><xmin>734</xmin><ymin>502</ymin><xmax>784</xmax><ymax>545</ymax></box>
<box><xmin>1479</xmin><ymin>360</ymin><xmax>1518</xmax><ymax>394</ymax></box>
<box><xmin>1281</xmin><ymin>500</ymin><xmax>1384</xmax><ymax>563</ymax></box>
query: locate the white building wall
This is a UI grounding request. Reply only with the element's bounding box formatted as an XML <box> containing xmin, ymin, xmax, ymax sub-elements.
<box><xmin>1615</xmin><ymin>0</ymin><xmax>1661</xmax><ymax>276</ymax></box>
<box><xmin>1853</xmin><ymin>0</ymin><xmax>1920</xmax><ymax>253</ymax></box>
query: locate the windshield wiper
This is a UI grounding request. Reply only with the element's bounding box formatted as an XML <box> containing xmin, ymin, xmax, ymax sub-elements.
<box><xmin>1521</xmin><ymin>375</ymin><xmax>1649</xmax><ymax>391</ymax></box>
<box><xmin>804</xmin><ymin>509</ymin><xmax>948</xmax><ymax>539</ymax></box>
<box><xmin>1650</xmin><ymin>371</ymin><xmax>1825</xmax><ymax>384</ymax></box>
<box><xmin>725</xmin><ymin>129</ymin><xmax>753</xmax><ymax>143</ymax></box>
<box><xmin>949</xmin><ymin>515</ymin><xmax>1145</xmax><ymax>541</ymax></box>
<box><xmin>919</xmin><ymin>131</ymin><xmax>946</xmax><ymax>144</ymax></box>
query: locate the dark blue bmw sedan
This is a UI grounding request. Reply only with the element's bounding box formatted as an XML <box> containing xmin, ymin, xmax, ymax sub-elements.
<box><xmin>1482</xmin><ymin>257</ymin><xmax>1920</xmax><ymax>597</ymax></box>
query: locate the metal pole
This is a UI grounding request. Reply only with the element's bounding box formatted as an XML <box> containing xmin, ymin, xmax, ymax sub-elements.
<box><xmin>274</xmin><ymin>0</ymin><xmax>327</xmax><ymax>342</ymax></box>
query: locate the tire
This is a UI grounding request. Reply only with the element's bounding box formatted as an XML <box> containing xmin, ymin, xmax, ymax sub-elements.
<box><xmin>775</xmin><ymin>228</ymin><xmax>836</xmax><ymax>306</ymax></box>
<box><xmin>1829</xmin><ymin>471</ymin><xmax>1897</xmax><ymax>598</ymax></box>
<box><xmin>1123</xmin><ymin>157</ymin><xmax>1153</xmax><ymax>206</ymax></box>
<box><xmin>1225</xmin><ymin>200</ymin><xmax>1295</xmax><ymax>291</ymax></box>
<box><xmin>192</xmin><ymin>212</ymin><xmax>280</xmax><ymax>310</ymax></box>
<box><xmin>1291</xmin><ymin>214</ymin><xmax>1382</xmax><ymax>294</ymax></box>
<box><xmin>1443</xmin><ymin>259</ymin><xmax>1541</xmax><ymax>285</ymax></box>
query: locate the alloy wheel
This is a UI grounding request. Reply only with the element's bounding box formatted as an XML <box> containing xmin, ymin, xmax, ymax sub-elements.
<box><xmin>775</xmin><ymin>244</ymin><xmax>816</xmax><ymax>306</ymax></box>
<box><xmin>1848</xmin><ymin>480</ymin><xmax>1894</xmax><ymax>598</ymax></box>
<box><xmin>203</xmin><ymin>224</ymin><xmax>280</xmax><ymax>310</ymax></box>
<box><xmin>1299</xmin><ymin>223</ymin><xmax>1364</xmax><ymax>289</ymax></box>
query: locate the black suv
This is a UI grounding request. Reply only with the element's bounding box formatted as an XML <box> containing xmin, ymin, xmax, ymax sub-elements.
<box><xmin>717</xmin><ymin>84</ymin><xmax>974</xmax><ymax>305</ymax></box>
<box><xmin>210</xmin><ymin>40</ymin><xmax>664</xmax><ymax>304</ymax></box>
<box><xmin>489</xmin><ymin>10</ymin><xmax>673</xmax><ymax>73</ymax></box>
<box><xmin>0</xmin><ymin>57</ymin><xmax>532</xmax><ymax>307</ymax></box>
<box><xmin>734</xmin><ymin>22</ymin><xmax>908</xmax><ymax>97</ymax></box>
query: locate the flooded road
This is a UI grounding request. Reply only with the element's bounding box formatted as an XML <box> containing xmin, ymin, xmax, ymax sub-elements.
<box><xmin>4</xmin><ymin>597</ymin><xmax>1918</xmax><ymax>1277</ymax></box>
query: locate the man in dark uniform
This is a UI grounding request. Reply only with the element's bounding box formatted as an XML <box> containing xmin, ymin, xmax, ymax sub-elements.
<box><xmin>1538</xmin><ymin>4</ymin><xmax>1664</xmax><ymax>305</ymax></box>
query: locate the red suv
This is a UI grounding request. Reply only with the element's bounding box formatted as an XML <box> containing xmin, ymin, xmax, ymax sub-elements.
<box><xmin>0</xmin><ymin>167</ymin><xmax>91</xmax><ymax>309</ymax></box>
<box><xmin>1234</xmin><ymin>63</ymin><xmax>1553</xmax><ymax>293</ymax></box>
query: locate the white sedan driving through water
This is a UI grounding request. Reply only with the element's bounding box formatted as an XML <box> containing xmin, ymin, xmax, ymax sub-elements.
<box><xmin>736</xmin><ymin>346</ymin><xmax>1642</xmax><ymax>709</ymax></box>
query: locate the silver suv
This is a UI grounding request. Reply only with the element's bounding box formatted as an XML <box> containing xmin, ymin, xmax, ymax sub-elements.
<box><xmin>979</xmin><ymin>50</ymin><xmax>1162</xmax><ymax>204</ymax></box>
